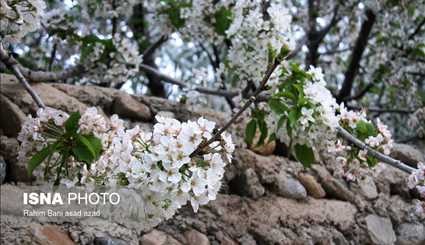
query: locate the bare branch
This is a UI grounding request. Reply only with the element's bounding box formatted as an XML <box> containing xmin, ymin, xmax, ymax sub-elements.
<box><xmin>139</xmin><ymin>64</ymin><xmax>240</xmax><ymax>98</ymax></box>
<box><xmin>344</xmin><ymin>82</ymin><xmax>375</xmax><ymax>101</ymax></box>
<box><xmin>47</xmin><ymin>42</ymin><xmax>57</xmax><ymax>71</ymax></box>
<box><xmin>336</xmin><ymin>126</ymin><xmax>415</xmax><ymax>174</ymax></box>
<box><xmin>337</xmin><ymin>9</ymin><xmax>376</xmax><ymax>102</ymax></box>
<box><xmin>408</xmin><ymin>17</ymin><xmax>425</xmax><ymax>40</ymax></box>
<box><xmin>20</xmin><ymin>65</ymin><xmax>85</xmax><ymax>82</ymax></box>
<box><xmin>142</xmin><ymin>35</ymin><xmax>168</xmax><ymax>58</ymax></box>
<box><xmin>0</xmin><ymin>43</ymin><xmax>45</xmax><ymax>108</ymax></box>
<box><xmin>0</xmin><ymin>47</ymin><xmax>84</xmax><ymax>82</ymax></box>
<box><xmin>306</xmin><ymin>2</ymin><xmax>340</xmax><ymax>66</ymax></box>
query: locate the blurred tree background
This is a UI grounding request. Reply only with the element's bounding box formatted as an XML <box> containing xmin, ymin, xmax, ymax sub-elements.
<box><xmin>1</xmin><ymin>0</ymin><xmax>424</xmax><ymax>140</ymax></box>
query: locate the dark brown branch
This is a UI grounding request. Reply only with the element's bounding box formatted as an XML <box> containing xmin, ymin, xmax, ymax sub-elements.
<box><xmin>139</xmin><ymin>64</ymin><xmax>240</xmax><ymax>98</ymax></box>
<box><xmin>0</xmin><ymin>46</ymin><xmax>84</xmax><ymax>82</ymax></box>
<box><xmin>306</xmin><ymin>2</ymin><xmax>340</xmax><ymax>66</ymax></box>
<box><xmin>129</xmin><ymin>3</ymin><xmax>166</xmax><ymax>97</ymax></box>
<box><xmin>306</xmin><ymin>0</ymin><xmax>319</xmax><ymax>66</ymax></box>
<box><xmin>337</xmin><ymin>9</ymin><xmax>376</xmax><ymax>102</ymax></box>
<box><xmin>20</xmin><ymin>65</ymin><xmax>85</xmax><ymax>82</ymax></box>
<box><xmin>47</xmin><ymin>42</ymin><xmax>57</xmax><ymax>71</ymax></box>
<box><xmin>408</xmin><ymin>17</ymin><xmax>425</xmax><ymax>40</ymax></box>
<box><xmin>142</xmin><ymin>35</ymin><xmax>168</xmax><ymax>58</ymax></box>
<box><xmin>0</xmin><ymin>44</ymin><xmax>45</xmax><ymax>108</ymax></box>
<box><xmin>344</xmin><ymin>82</ymin><xmax>375</xmax><ymax>101</ymax></box>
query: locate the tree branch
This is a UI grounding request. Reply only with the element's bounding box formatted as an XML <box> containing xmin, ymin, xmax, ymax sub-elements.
<box><xmin>306</xmin><ymin>0</ymin><xmax>319</xmax><ymax>66</ymax></box>
<box><xmin>20</xmin><ymin>65</ymin><xmax>85</xmax><ymax>82</ymax></box>
<box><xmin>129</xmin><ymin>3</ymin><xmax>167</xmax><ymax>97</ymax></box>
<box><xmin>344</xmin><ymin>82</ymin><xmax>375</xmax><ymax>101</ymax></box>
<box><xmin>0</xmin><ymin>43</ymin><xmax>45</xmax><ymax>108</ymax></box>
<box><xmin>347</xmin><ymin>106</ymin><xmax>415</xmax><ymax>114</ymax></box>
<box><xmin>336</xmin><ymin>126</ymin><xmax>415</xmax><ymax>174</ymax></box>
<box><xmin>142</xmin><ymin>35</ymin><xmax>168</xmax><ymax>58</ymax></box>
<box><xmin>47</xmin><ymin>42</ymin><xmax>57</xmax><ymax>71</ymax></box>
<box><xmin>139</xmin><ymin>64</ymin><xmax>240</xmax><ymax>98</ymax></box>
<box><xmin>306</xmin><ymin>2</ymin><xmax>340</xmax><ymax>66</ymax></box>
<box><xmin>190</xmin><ymin>49</ymin><xmax>293</xmax><ymax>157</ymax></box>
<box><xmin>408</xmin><ymin>17</ymin><xmax>425</xmax><ymax>40</ymax></box>
<box><xmin>337</xmin><ymin>9</ymin><xmax>376</xmax><ymax>102</ymax></box>
<box><xmin>0</xmin><ymin>47</ymin><xmax>84</xmax><ymax>82</ymax></box>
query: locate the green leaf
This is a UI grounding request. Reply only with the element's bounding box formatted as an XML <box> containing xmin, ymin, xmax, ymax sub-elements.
<box><xmin>257</xmin><ymin>119</ymin><xmax>268</xmax><ymax>146</ymax></box>
<box><xmin>294</xmin><ymin>144</ymin><xmax>315</xmax><ymax>168</ymax></box>
<box><xmin>213</xmin><ymin>7</ymin><xmax>233</xmax><ymax>35</ymax></box>
<box><xmin>288</xmin><ymin>109</ymin><xmax>299</xmax><ymax>127</ymax></box>
<box><xmin>72</xmin><ymin>143</ymin><xmax>94</xmax><ymax>164</ymax></box>
<box><xmin>366</xmin><ymin>156</ymin><xmax>379</xmax><ymax>167</ymax></box>
<box><xmin>267</xmin><ymin>43</ymin><xmax>277</xmax><ymax>64</ymax></box>
<box><xmin>72</xmin><ymin>134</ymin><xmax>101</xmax><ymax>165</ymax></box>
<box><xmin>355</xmin><ymin>120</ymin><xmax>378</xmax><ymax>141</ymax></box>
<box><xmin>73</xmin><ymin>134</ymin><xmax>102</xmax><ymax>165</ymax></box>
<box><xmin>81</xmin><ymin>134</ymin><xmax>102</xmax><ymax>159</ymax></box>
<box><xmin>277</xmin><ymin>44</ymin><xmax>291</xmax><ymax>60</ymax></box>
<box><xmin>64</xmin><ymin>112</ymin><xmax>81</xmax><ymax>133</ymax></box>
<box><xmin>160</xmin><ymin>0</ymin><xmax>191</xmax><ymax>29</ymax></box>
<box><xmin>28</xmin><ymin>144</ymin><xmax>56</xmax><ymax>175</ymax></box>
<box><xmin>245</xmin><ymin>119</ymin><xmax>257</xmax><ymax>146</ymax></box>
<box><xmin>268</xmin><ymin>133</ymin><xmax>276</xmax><ymax>143</ymax></box>
<box><xmin>268</xmin><ymin>98</ymin><xmax>287</xmax><ymax>114</ymax></box>
<box><xmin>277</xmin><ymin>115</ymin><xmax>286</xmax><ymax>130</ymax></box>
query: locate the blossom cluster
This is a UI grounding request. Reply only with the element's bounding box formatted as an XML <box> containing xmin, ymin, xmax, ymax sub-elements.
<box><xmin>0</xmin><ymin>0</ymin><xmax>45</xmax><ymax>43</ymax></box>
<box><xmin>334</xmin><ymin>110</ymin><xmax>393</xmax><ymax>180</ymax></box>
<box><xmin>17</xmin><ymin>107</ymin><xmax>120</xmax><ymax>182</ymax></box>
<box><xmin>76</xmin><ymin>34</ymin><xmax>142</xmax><ymax>87</ymax></box>
<box><xmin>75</xmin><ymin>115</ymin><xmax>229</xmax><ymax>214</ymax></box>
<box><xmin>39</xmin><ymin>1</ymin><xmax>142</xmax><ymax>86</ymax></box>
<box><xmin>225</xmin><ymin>1</ymin><xmax>294</xmax><ymax>87</ymax></box>
<box><xmin>127</xmin><ymin>116</ymin><xmax>233</xmax><ymax>225</ymax></box>
<box><xmin>18</xmin><ymin>108</ymin><xmax>234</xmax><ymax>229</ymax></box>
<box><xmin>146</xmin><ymin>0</ymin><xmax>295</xmax><ymax>88</ymax></box>
<box><xmin>265</xmin><ymin>65</ymin><xmax>394</xmax><ymax>181</ymax></box>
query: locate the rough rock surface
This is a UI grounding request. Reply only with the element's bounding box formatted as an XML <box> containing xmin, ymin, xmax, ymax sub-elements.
<box><xmin>297</xmin><ymin>172</ymin><xmax>326</xmax><ymax>198</ymax></box>
<box><xmin>391</xmin><ymin>143</ymin><xmax>425</xmax><ymax>167</ymax></box>
<box><xmin>364</xmin><ymin>215</ymin><xmax>397</xmax><ymax>245</ymax></box>
<box><xmin>396</xmin><ymin>223</ymin><xmax>425</xmax><ymax>245</ymax></box>
<box><xmin>1</xmin><ymin>80</ymin><xmax>424</xmax><ymax>245</ymax></box>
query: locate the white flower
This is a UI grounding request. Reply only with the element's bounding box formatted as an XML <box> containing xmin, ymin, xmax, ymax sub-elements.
<box><xmin>307</xmin><ymin>65</ymin><xmax>325</xmax><ymax>83</ymax></box>
<box><xmin>18</xmin><ymin>108</ymin><xmax>234</xmax><ymax>230</ymax></box>
<box><xmin>197</xmin><ymin>117</ymin><xmax>215</xmax><ymax>139</ymax></box>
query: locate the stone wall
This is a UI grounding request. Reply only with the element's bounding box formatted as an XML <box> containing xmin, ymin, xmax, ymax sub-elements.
<box><xmin>1</xmin><ymin>74</ymin><xmax>424</xmax><ymax>245</ymax></box>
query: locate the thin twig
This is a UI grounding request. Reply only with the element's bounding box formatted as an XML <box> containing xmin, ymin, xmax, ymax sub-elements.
<box><xmin>0</xmin><ymin>43</ymin><xmax>45</xmax><ymax>108</ymax></box>
<box><xmin>139</xmin><ymin>64</ymin><xmax>240</xmax><ymax>98</ymax></box>
<box><xmin>190</xmin><ymin>50</ymin><xmax>289</xmax><ymax>157</ymax></box>
<box><xmin>347</xmin><ymin>106</ymin><xmax>415</xmax><ymax>114</ymax></box>
<box><xmin>47</xmin><ymin>42</ymin><xmax>57</xmax><ymax>71</ymax></box>
<box><xmin>142</xmin><ymin>35</ymin><xmax>168</xmax><ymax>58</ymax></box>
<box><xmin>336</xmin><ymin>126</ymin><xmax>416</xmax><ymax>174</ymax></box>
